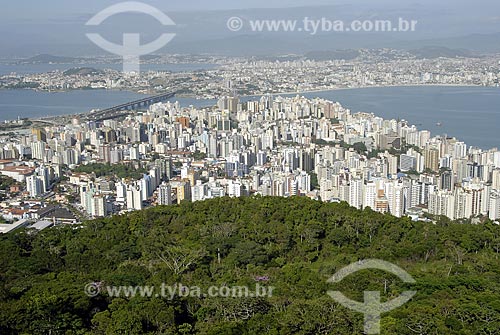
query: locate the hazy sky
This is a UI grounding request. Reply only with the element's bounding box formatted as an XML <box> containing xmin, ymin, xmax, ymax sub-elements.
<box><xmin>4</xmin><ymin>0</ymin><xmax>496</xmax><ymax>19</ymax></box>
<box><xmin>1</xmin><ymin>0</ymin><xmax>499</xmax><ymax>57</ymax></box>
<box><xmin>3</xmin><ymin>0</ymin><xmax>337</xmax><ymax>20</ymax></box>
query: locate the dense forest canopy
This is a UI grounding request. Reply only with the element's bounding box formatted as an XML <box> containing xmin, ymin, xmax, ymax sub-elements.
<box><xmin>1</xmin><ymin>196</ymin><xmax>500</xmax><ymax>334</ymax></box>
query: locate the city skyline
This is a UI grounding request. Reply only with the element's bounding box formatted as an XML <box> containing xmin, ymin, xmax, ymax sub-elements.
<box><xmin>1</xmin><ymin>92</ymin><xmax>499</xmax><ymax>226</ymax></box>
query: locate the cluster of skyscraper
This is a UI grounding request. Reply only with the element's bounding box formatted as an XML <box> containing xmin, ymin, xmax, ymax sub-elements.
<box><xmin>1</xmin><ymin>93</ymin><xmax>498</xmax><ymax>222</ymax></box>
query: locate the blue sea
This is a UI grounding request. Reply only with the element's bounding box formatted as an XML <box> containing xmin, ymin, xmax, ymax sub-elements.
<box><xmin>0</xmin><ymin>90</ymin><xmax>215</xmax><ymax>120</ymax></box>
<box><xmin>300</xmin><ymin>86</ymin><xmax>500</xmax><ymax>150</ymax></box>
<box><xmin>0</xmin><ymin>85</ymin><xmax>498</xmax><ymax>150</ymax></box>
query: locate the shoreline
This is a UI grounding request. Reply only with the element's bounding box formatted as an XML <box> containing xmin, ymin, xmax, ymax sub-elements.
<box><xmin>261</xmin><ymin>84</ymin><xmax>490</xmax><ymax>97</ymax></box>
<box><xmin>1</xmin><ymin>84</ymin><xmax>498</xmax><ymax>150</ymax></box>
<box><xmin>0</xmin><ymin>84</ymin><xmax>496</xmax><ymax>122</ymax></box>
<box><xmin>0</xmin><ymin>83</ymin><xmax>493</xmax><ymax>98</ymax></box>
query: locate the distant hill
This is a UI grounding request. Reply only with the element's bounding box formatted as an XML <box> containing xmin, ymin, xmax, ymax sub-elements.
<box><xmin>142</xmin><ymin>54</ymin><xmax>162</xmax><ymax>61</ymax></box>
<box><xmin>409</xmin><ymin>46</ymin><xmax>476</xmax><ymax>59</ymax></box>
<box><xmin>305</xmin><ymin>50</ymin><xmax>360</xmax><ymax>61</ymax></box>
<box><xmin>63</xmin><ymin>67</ymin><xmax>104</xmax><ymax>76</ymax></box>
<box><xmin>18</xmin><ymin>54</ymin><xmax>80</xmax><ymax>64</ymax></box>
<box><xmin>4</xmin><ymin>3</ymin><xmax>500</xmax><ymax>57</ymax></box>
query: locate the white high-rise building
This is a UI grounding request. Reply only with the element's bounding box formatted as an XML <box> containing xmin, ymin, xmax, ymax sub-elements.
<box><xmin>454</xmin><ymin>188</ymin><xmax>472</xmax><ymax>220</ymax></box>
<box><xmin>37</xmin><ymin>165</ymin><xmax>50</xmax><ymax>192</ymax></box>
<box><xmin>407</xmin><ymin>180</ymin><xmax>421</xmax><ymax>208</ymax></box>
<box><xmin>494</xmin><ymin>151</ymin><xmax>500</xmax><ymax>168</ymax></box>
<box><xmin>349</xmin><ymin>179</ymin><xmax>363</xmax><ymax>209</ymax></box>
<box><xmin>363</xmin><ymin>182</ymin><xmax>377</xmax><ymax>210</ymax></box>
<box><xmin>320</xmin><ymin>179</ymin><xmax>335</xmax><ymax>202</ymax></box>
<box><xmin>91</xmin><ymin>195</ymin><xmax>107</xmax><ymax>217</ymax></box>
<box><xmin>126</xmin><ymin>183</ymin><xmax>143</xmax><ymax>211</ymax></box>
<box><xmin>158</xmin><ymin>183</ymin><xmax>172</xmax><ymax>205</ymax></box>
<box><xmin>116</xmin><ymin>182</ymin><xmax>127</xmax><ymax>203</ymax></box>
<box><xmin>26</xmin><ymin>175</ymin><xmax>43</xmax><ymax>198</ymax></box>
<box><xmin>453</xmin><ymin>142</ymin><xmax>467</xmax><ymax>159</ymax></box>
<box><xmin>400</xmin><ymin>154</ymin><xmax>417</xmax><ymax>172</ymax></box>
<box><xmin>297</xmin><ymin>172</ymin><xmax>311</xmax><ymax>193</ymax></box>
<box><xmin>489</xmin><ymin>191</ymin><xmax>500</xmax><ymax>221</ymax></box>
<box><xmin>140</xmin><ymin>176</ymin><xmax>152</xmax><ymax>200</ymax></box>
<box><xmin>492</xmin><ymin>169</ymin><xmax>500</xmax><ymax>190</ymax></box>
<box><xmin>429</xmin><ymin>191</ymin><xmax>455</xmax><ymax>219</ymax></box>
<box><xmin>462</xmin><ymin>183</ymin><xmax>488</xmax><ymax>217</ymax></box>
<box><xmin>391</xmin><ymin>184</ymin><xmax>406</xmax><ymax>218</ymax></box>
<box><xmin>149</xmin><ymin>167</ymin><xmax>160</xmax><ymax>190</ymax></box>
<box><xmin>31</xmin><ymin>141</ymin><xmax>45</xmax><ymax>160</ymax></box>
<box><xmin>192</xmin><ymin>181</ymin><xmax>207</xmax><ymax>202</ymax></box>
<box><xmin>419</xmin><ymin>130</ymin><xmax>431</xmax><ymax>147</ymax></box>
<box><xmin>227</xmin><ymin>180</ymin><xmax>244</xmax><ymax>197</ymax></box>
<box><xmin>386</xmin><ymin>154</ymin><xmax>398</xmax><ymax>176</ymax></box>
<box><xmin>129</xmin><ymin>146</ymin><xmax>140</xmax><ymax>160</ymax></box>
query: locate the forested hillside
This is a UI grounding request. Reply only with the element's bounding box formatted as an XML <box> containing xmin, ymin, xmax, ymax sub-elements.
<box><xmin>1</xmin><ymin>196</ymin><xmax>500</xmax><ymax>334</ymax></box>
